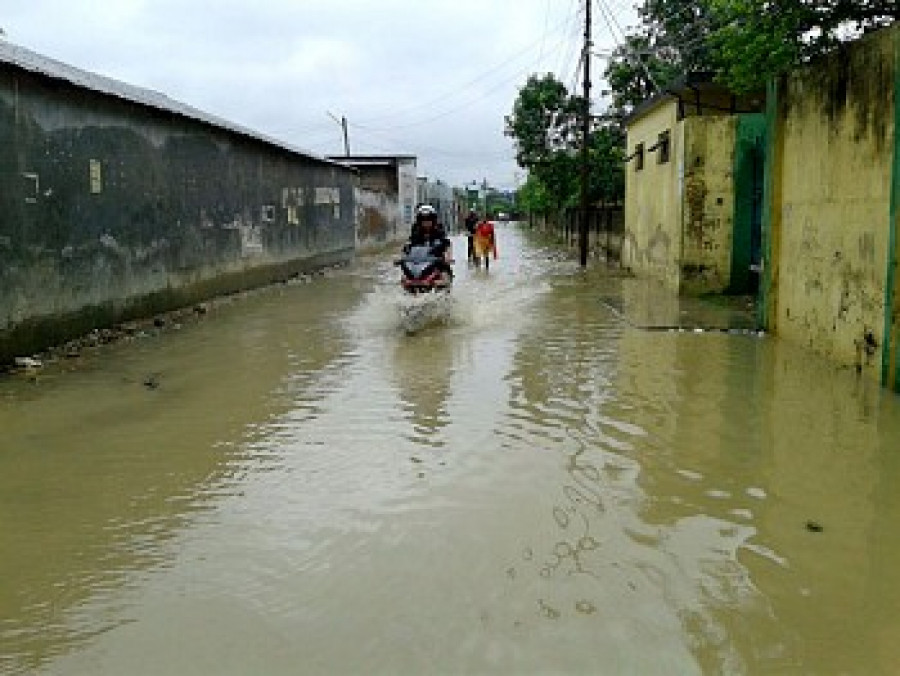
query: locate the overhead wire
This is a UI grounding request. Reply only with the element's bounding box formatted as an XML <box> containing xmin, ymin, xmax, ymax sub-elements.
<box><xmin>355</xmin><ymin>10</ymin><xmax>577</xmax><ymax>128</ymax></box>
<box><xmin>325</xmin><ymin>0</ymin><xmax>602</xmax><ymax>180</ymax></box>
<box><xmin>351</xmin><ymin>32</ymin><xmax>576</xmax><ymax>133</ymax></box>
<box><xmin>350</xmin><ymin>121</ymin><xmax>514</xmax><ymax>161</ymax></box>
<box><xmin>555</xmin><ymin>0</ymin><xmax>584</xmax><ymax>87</ymax></box>
<box><xmin>596</xmin><ymin>0</ymin><xmax>661</xmax><ymax>94</ymax></box>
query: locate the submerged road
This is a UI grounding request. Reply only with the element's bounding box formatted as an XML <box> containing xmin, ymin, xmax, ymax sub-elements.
<box><xmin>3</xmin><ymin>224</ymin><xmax>900</xmax><ymax>674</ymax></box>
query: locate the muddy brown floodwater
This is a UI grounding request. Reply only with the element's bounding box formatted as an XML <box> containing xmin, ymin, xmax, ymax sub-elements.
<box><xmin>3</xmin><ymin>225</ymin><xmax>900</xmax><ymax>675</ymax></box>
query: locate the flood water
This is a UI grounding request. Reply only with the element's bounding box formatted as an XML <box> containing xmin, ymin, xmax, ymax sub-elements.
<box><xmin>3</xmin><ymin>224</ymin><xmax>900</xmax><ymax>675</ymax></box>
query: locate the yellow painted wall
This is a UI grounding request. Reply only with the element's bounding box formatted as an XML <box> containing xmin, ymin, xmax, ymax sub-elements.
<box><xmin>624</xmin><ymin>101</ymin><xmax>683</xmax><ymax>290</ymax></box>
<box><xmin>771</xmin><ymin>27</ymin><xmax>895</xmax><ymax>377</ymax></box>
<box><xmin>680</xmin><ymin>117</ymin><xmax>738</xmax><ymax>294</ymax></box>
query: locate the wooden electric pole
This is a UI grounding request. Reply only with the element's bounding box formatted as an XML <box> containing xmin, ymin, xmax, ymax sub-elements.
<box><xmin>578</xmin><ymin>0</ymin><xmax>592</xmax><ymax>267</ymax></box>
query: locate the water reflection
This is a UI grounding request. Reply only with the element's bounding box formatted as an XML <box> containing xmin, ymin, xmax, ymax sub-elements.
<box><xmin>497</xmin><ymin>266</ymin><xmax>900</xmax><ymax>672</ymax></box>
<box><xmin>390</xmin><ymin>316</ymin><xmax>457</xmax><ymax>446</ymax></box>
<box><xmin>0</xmin><ymin>276</ymin><xmax>359</xmax><ymax>675</ymax></box>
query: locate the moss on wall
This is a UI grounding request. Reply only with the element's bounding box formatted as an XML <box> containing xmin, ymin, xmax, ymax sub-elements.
<box><xmin>680</xmin><ymin>116</ymin><xmax>738</xmax><ymax>294</ymax></box>
<box><xmin>782</xmin><ymin>26</ymin><xmax>895</xmax><ymax>158</ymax></box>
<box><xmin>770</xmin><ymin>24</ymin><xmax>896</xmax><ymax>377</ymax></box>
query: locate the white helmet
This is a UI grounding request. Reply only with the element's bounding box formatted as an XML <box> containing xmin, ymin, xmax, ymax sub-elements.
<box><xmin>415</xmin><ymin>204</ymin><xmax>438</xmax><ymax>224</ymax></box>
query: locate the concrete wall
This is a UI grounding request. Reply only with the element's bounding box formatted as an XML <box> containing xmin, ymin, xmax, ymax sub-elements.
<box><xmin>623</xmin><ymin>101</ymin><xmax>683</xmax><ymax>290</ymax></box>
<box><xmin>417</xmin><ymin>177</ymin><xmax>458</xmax><ymax>231</ymax></box>
<box><xmin>0</xmin><ymin>56</ymin><xmax>356</xmax><ymax>363</ymax></box>
<box><xmin>398</xmin><ymin>159</ymin><xmax>417</xmax><ymax>229</ymax></box>
<box><xmin>355</xmin><ymin>186</ymin><xmax>405</xmax><ymax>252</ymax></box>
<box><xmin>762</xmin><ymin>25</ymin><xmax>896</xmax><ymax>381</ymax></box>
<box><xmin>680</xmin><ymin>116</ymin><xmax>738</xmax><ymax>294</ymax></box>
<box><xmin>625</xmin><ymin>98</ymin><xmax>743</xmax><ymax>294</ymax></box>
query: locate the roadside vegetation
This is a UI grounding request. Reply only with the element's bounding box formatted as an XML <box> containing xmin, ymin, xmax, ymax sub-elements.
<box><xmin>506</xmin><ymin>0</ymin><xmax>898</xmax><ymax>222</ymax></box>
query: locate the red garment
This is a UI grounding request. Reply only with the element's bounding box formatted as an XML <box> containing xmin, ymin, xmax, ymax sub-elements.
<box><xmin>473</xmin><ymin>221</ymin><xmax>497</xmax><ymax>259</ymax></box>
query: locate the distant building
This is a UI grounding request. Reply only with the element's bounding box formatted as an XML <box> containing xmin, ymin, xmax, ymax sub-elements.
<box><xmin>327</xmin><ymin>155</ymin><xmax>417</xmax><ymax>249</ymax></box>
<box><xmin>416</xmin><ymin>177</ymin><xmax>458</xmax><ymax>232</ymax></box>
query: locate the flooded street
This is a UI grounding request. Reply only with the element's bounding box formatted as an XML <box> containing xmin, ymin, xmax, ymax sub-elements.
<box><xmin>3</xmin><ymin>224</ymin><xmax>900</xmax><ymax>675</ymax></box>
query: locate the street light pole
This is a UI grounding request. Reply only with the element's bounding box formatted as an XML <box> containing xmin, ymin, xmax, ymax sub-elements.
<box><xmin>327</xmin><ymin>111</ymin><xmax>350</xmax><ymax>157</ymax></box>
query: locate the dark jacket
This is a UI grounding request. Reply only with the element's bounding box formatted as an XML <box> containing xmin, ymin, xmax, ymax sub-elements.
<box><xmin>405</xmin><ymin>225</ymin><xmax>450</xmax><ymax>256</ymax></box>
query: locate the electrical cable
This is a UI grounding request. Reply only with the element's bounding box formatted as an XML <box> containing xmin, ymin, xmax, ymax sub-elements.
<box><xmin>348</xmin><ymin>33</ymin><xmax>575</xmax><ymax>133</ymax></box>
<box><xmin>596</xmin><ymin>0</ymin><xmax>661</xmax><ymax>93</ymax></box>
<box><xmin>354</xmin><ymin>11</ymin><xmax>576</xmax><ymax>127</ymax></box>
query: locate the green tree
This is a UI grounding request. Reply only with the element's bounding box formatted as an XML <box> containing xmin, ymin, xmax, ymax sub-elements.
<box><xmin>505</xmin><ymin>73</ymin><xmax>580</xmax><ymax>171</ymax></box>
<box><xmin>603</xmin><ymin>34</ymin><xmax>682</xmax><ymax>119</ymax></box>
<box><xmin>505</xmin><ymin>73</ymin><xmax>582</xmax><ymax>211</ymax></box>
<box><xmin>507</xmin><ymin>75</ymin><xmax>625</xmax><ymax>217</ymax></box>
<box><xmin>588</xmin><ymin>125</ymin><xmax>626</xmax><ymax>204</ymax></box>
<box><xmin>516</xmin><ymin>173</ymin><xmax>553</xmax><ymax>214</ymax></box>
<box><xmin>638</xmin><ymin>0</ymin><xmax>723</xmax><ymax>72</ymax></box>
<box><xmin>607</xmin><ymin>0</ymin><xmax>900</xmax><ymax>104</ymax></box>
<box><xmin>708</xmin><ymin>0</ymin><xmax>899</xmax><ymax>92</ymax></box>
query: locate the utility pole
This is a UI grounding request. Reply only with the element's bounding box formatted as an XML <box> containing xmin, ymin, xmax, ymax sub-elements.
<box><xmin>327</xmin><ymin>111</ymin><xmax>350</xmax><ymax>157</ymax></box>
<box><xmin>578</xmin><ymin>0</ymin><xmax>592</xmax><ymax>267</ymax></box>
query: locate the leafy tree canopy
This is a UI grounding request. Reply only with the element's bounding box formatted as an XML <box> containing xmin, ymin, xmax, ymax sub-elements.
<box><xmin>708</xmin><ymin>0</ymin><xmax>899</xmax><ymax>92</ymax></box>
<box><xmin>604</xmin><ymin>0</ymin><xmax>900</xmax><ymax>106</ymax></box>
<box><xmin>506</xmin><ymin>73</ymin><xmax>625</xmax><ymax>212</ymax></box>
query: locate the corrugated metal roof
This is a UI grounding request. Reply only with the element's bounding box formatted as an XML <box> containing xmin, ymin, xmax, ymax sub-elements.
<box><xmin>0</xmin><ymin>40</ymin><xmax>343</xmax><ymax>168</ymax></box>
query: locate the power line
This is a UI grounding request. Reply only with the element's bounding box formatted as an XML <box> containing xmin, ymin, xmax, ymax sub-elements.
<box><xmin>596</xmin><ymin>0</ymin><xmax>661</xmax><ymax>94</ymax></box>
<box><xmin>349</xmin><ymin>35</ymin><xmax>574</xmax><ymax>133</ymax></box>
<box><xmin>355</xmin><ymin>12</ymin><xmax>576</xmax><ymax>127</ymax></box>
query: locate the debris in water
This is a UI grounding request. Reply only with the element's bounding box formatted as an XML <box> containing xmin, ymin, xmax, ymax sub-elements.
<box><xmin>805</xmin><ymin>520</ymin><xmax>823</xmax><ymax>533</ymax></box>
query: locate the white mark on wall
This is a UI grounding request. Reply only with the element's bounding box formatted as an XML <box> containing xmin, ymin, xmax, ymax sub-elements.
<box><xmin>241</xmin><ymin>224</ymin><xmax>263</xmax><ymax>257</ymax></box>
<box><xmin>22</xmin><ymin>172</ymin><xmax>38</xmax><ymax>203</ymax></box>
<box><xmin>315</xmin><ymin>186</ymin><xmax>341</xmax><ymax>220</ymax></box>
<box><xmin>314</xmin><ymin>187</ymin><xmax>339</xmax><ymax>205</ymax></box>
<box><xmin>89</xmin><ymin>160</ymin><xmax>102</xmax><ymax>194</ymax></box>
<box><xmin>282</xmin><ymin>187</ymin><xmax>303</xmax><ymax>225</ymax></box>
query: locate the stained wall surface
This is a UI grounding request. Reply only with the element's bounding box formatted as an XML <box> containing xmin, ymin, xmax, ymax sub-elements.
<box><xmin>0</xmin><ymin>45</ymin><xmax>356</xmax><ymax>362</ymax></box>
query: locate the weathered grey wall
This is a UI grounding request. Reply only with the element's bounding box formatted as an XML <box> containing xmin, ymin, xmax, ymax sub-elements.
<box><xmin>0</xmin><ymin>63</ymin><xmax>356</xmax><ymax>363</ymax></box>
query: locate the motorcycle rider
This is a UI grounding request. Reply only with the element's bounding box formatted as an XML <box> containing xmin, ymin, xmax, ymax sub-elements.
<box><xmin>403</xmin><ymin>204</ymin><xmax>453</xmax><ymax>280</ymax></box>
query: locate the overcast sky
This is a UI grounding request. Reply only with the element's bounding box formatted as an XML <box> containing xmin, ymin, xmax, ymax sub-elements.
<box><xmin>3</xmin><ymin>0</ymin><xmax>638</xmax><ymax>190</ymax></box>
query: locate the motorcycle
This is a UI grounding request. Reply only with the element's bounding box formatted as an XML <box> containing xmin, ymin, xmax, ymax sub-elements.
<box><xmin>395</xmin><ymin>245</ymin><xmax>453</xmax><ymax>294</ymax></box>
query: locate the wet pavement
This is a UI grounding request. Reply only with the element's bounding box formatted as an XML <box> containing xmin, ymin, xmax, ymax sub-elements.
<box><xmin>3</xmin><ymin>224</ymin><xmax>900</xmax><ymax>675</ymax></box>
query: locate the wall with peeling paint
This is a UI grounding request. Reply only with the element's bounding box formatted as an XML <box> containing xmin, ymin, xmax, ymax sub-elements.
<box><xmin>625</xmin><ymin>96</ymin><xmax>745</xmax><ymax>294</ymax></box>
<box><xmin>355</xmin><ymin>187</ymin><xmax>404</xmax><ymax>252</ymax></box>
<box><xmin>623</xmin><ymin>101</ymin><xmax>682</xmax><ymax>290</ymax></box>
<box><xmin>680</xmin><ymin>116</ymin><xmax>738</xmax><ymax>294</ymax></box>
<box><xmin>326</xmin><ymin>155</ymin><xmax>419</xmax><ymax>252</ymax></box>
<box><xmin>0</xmin><ymin>52</ymin><xmax>356</xmax><ymax>363</ymax></box>
<box><xmin>764</xmin><ymin>24</ymin><xmax>896</xmax><ymax>380</ymax></box>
